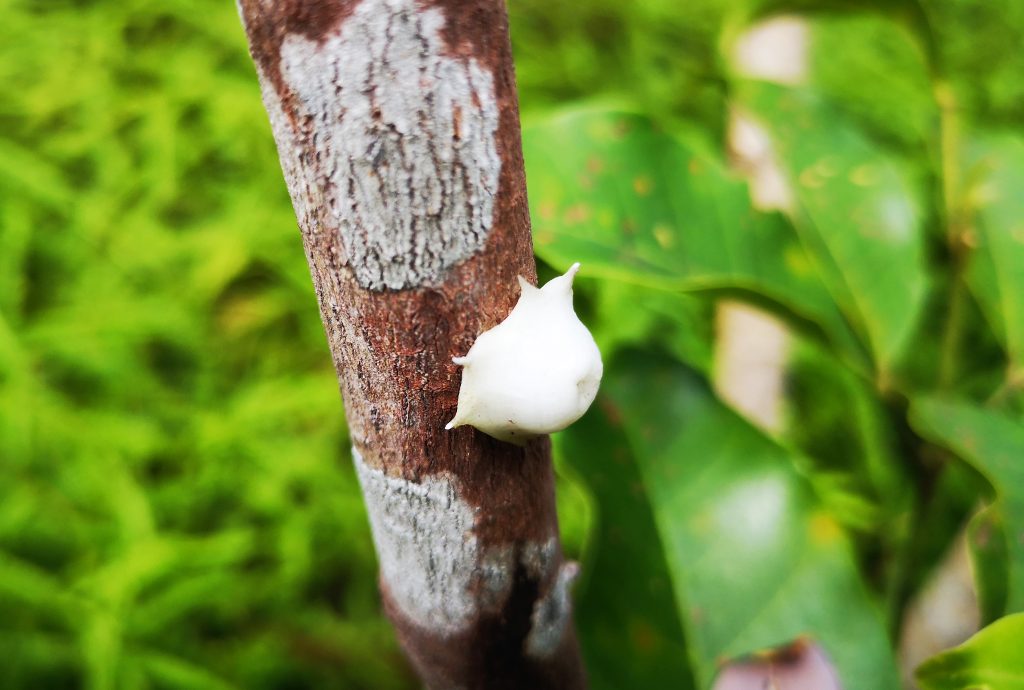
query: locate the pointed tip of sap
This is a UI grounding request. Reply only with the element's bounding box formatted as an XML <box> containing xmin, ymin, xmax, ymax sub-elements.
<box><xmin>445</xmin><ymin>415</ymin><xmax>462</xmax><ymax>430</ymax></box>
<box><xmin>557</xmin><ymin>262</ymin><xmax>581</xmax><ymax>288</ymax></box>
<box><xmin>452</xmin><ymin>355</ymin><xmax>470</xmax><ymax>366</ymax></box>
<box><xmin>540</xmin><ymin>262</ymin><xmax>581</xmax><ymax>295</ymax></box>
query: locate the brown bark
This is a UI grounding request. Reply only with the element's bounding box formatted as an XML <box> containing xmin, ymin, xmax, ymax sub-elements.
<box><xmin>236</xmin><ymin>0</ymin><xmax>586</xmax><ymax>687</ymax></box>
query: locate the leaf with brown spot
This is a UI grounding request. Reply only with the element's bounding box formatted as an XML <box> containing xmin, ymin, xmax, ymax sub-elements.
<box><xmin>554</xmin><ymin>401</ymin><xmax>694</xmax><ymax>689</ymax></box>
<box><xmin>522</xmin><ymin>106</ymin><xmax>866</xmax><ymax>370</ymax></box>
<box><xmin>737</xmin><ymin>82</ymin><xmax>928</xmax><ymax>374</ymax></box>
<box><xmin>599</xmin><ymin>350</ymin><xmax>898</xmax><ymax>690</ymax></box>
<box><xmin>962</xmin><ymin>133</ymin><xmax>1024</xmax><ymax>375</ymax></box>
<box><xmin>712</xmin><ymin>640</ymin><xmax>842</xmax><ymax>690</ymax></box>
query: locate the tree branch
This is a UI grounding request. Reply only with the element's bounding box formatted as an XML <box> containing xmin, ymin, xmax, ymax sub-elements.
<box><xmin>236</xmin><ymin>0</ymin><xmax>586</xmax><ymax>687</ymax></box>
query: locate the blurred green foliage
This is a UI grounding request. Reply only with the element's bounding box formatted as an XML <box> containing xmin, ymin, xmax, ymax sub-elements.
<box><xmin>518</xmin><ymin>0</ymin><xmax>1024</xmax><ymax>687</ymax></box>
<box><xmin>1</xmin><ymin>0</ymin><xmax>407</xmax><ymax>687</ymax></box>
<box><xmin>3</xmin><ymin>0</ymin><xmax>1024</xmax><ymax>688</ymax></box>
<box><xmin>915</xmin><ymin>612</ymin><xmax>1024</xmax><ymax>689</ymax></box>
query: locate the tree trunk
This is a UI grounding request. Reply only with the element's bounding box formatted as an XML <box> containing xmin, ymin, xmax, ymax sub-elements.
<box><xmin>235</xmin><ymin>1</ymin><xmax>586</xmax><ymax>687</ymax></box>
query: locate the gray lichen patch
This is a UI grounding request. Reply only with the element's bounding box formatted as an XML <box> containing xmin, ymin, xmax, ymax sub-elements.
<box><xmin>525</xmin><ymin>561</ymin><xmax>580</xmax><ymax>660</ymax></box>
<box><xmin>522</xmin><ymin>537</ymin><xmax>558</xmax><ymax>580</ymax></box>
<box><xmin>276</xmin><ymin>0</ymin><xmax>501</xmax><ymax>291</ymax></box>
<box><xmin>353</xmin><ymin>447</ymin><xmax>482</xmax><ymax>632</ymax></box>
<box><xmin>352</xmin><ymin>448</ymin><xmax>566</xmax><ymax>637</ymax></box>
<box><xmin>478</xmin><ymin>544</ymin><xmax>515</xmax><ymax>610</ymax></box>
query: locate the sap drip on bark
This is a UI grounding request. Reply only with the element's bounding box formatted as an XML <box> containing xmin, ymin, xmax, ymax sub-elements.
<box><xmin>447</xmin><ymin>263</ymin><xmax>603</xmax><ymax>444</ymax></box>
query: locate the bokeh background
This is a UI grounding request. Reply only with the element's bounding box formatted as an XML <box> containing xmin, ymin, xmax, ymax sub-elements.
<box><xmin>3</xmin><ymin>0</ymin><xmax>1024</xmax><ymax>688</ymax></box>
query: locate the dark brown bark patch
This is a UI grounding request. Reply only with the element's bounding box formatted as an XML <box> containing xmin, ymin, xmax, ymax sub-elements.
<box><xmin>383</xmin><ymin>556</ymin><xmax>586</xmax><ymax>689</ymax></box>
<box><xmin>237</xmin><ymin>0</ymin><xmax>358</xmax><ymax>98</ymax></box>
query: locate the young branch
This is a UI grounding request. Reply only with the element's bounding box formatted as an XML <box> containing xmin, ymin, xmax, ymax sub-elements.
<box><xmin>236</xmin><ymin>0</ymin><xmax>586</xmax><ymax>687</ymax></box>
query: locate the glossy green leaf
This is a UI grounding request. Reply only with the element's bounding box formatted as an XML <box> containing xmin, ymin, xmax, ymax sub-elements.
<box><xmin>916</xmin><ymin>613</ymin><xmax>1024</xmax><ymax>690</ymax></box>
<box><xmin>582</xmin><ymin>278</ymin><xmax>714</xmax><ymax>374</ymax></box>
<box><xmin>911</xmin><ymin>398</ymin><xmax>1024</xmax><ymax>614</ymax></box>
<box><xmin>521</xmin><ymin>106</ymin><xmax>865</xmax><ymax>365</ymax></box>
<box><xmin>555</xmin><ymin>402</ymin><xmax>694</xmax><ymax>689</ymax></box>
<box><xmin>963</xmin><ymin>134</ymin><xmax>1024</xmax><ymax>373</ymax></box>
<box><xmin>738</xmin><ymin>82</ymin><xmax>928</xmax><ymax>372</ymax></box>
<box><xmin>807</xmin><ymin>14</ymin><xmax>935</xmax><ymax>150</ymax></box>
<box><xmin>606</xmin><ymin>350</ymin><xmax>898</xmax><ymax>690</ymax></box>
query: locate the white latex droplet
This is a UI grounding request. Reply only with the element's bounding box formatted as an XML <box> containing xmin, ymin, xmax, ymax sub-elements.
<box><xmin>446</xmin><ymin>263</ymin><xmax>603</xmax><ymax>445</ymax></box>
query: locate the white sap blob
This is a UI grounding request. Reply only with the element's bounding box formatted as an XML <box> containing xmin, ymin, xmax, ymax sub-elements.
<box><xmin>447</xmin><ymin>263</ymin><xmax>603</xmax><ymax>445</ymax></box>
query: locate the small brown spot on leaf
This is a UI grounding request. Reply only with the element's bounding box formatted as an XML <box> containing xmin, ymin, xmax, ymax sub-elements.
<box><xmin>564</xmin><ymin>204</ymin><xmax>591</xmax><ymax>224</ymax></box>
<box><xmin>849</xmin><ymin>164</ymin><xmax>879</xmax><ymax>186</ymax></box>
<box><xmin>798</xmin><ymin>167</ymin><xmax>825</xmax><ymax>189</ymax></box>
<box><xmin>810</xmin><ymin>512</ymin><xmax>841</xmax><ymax>545</ymax></box>
<box><xmin>653</xmin><ymin>224</ymin><xmax>675</xmax><ymax>249</ymax></box>
<box><xmin>598</xmin><ymin>398</ymin><xmax>623</xmax><ymax>426</ymax></box>
<box><xmin>629</xmin><ymin>619</ymin><xmax>659</xmax><ymax>653</ymax></box>
<box><xmin>960</xmin><ymin>228</ymin><xmax>979</xmax><ymax>249</ymax></box>
<box><xmin>712</xmin><ymin>640</ymin><xmax>841</xmax><ymax>690</ymax></box>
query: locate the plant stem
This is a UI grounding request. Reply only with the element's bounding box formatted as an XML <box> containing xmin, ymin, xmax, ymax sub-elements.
<box><xmin>938</xmin><ymin>278</ymin><xmax>965</xmax><ymax>391</ymax></box>
<box><xmin>935</xmin><ymin>81</ymin><xmax>967</xmax><ymax>392</ymax></box>
<box><xmin>236</xmin><ymin>2</ymin><xmax>586</xmax><ymax>686</ymax></box>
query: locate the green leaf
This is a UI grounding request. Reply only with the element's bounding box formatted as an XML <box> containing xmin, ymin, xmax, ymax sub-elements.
<box><xmin>911</xmin><ymin>398</ymin><xmax>1024</xmax><ymax>615</ymax></box>
<box><xmin>738</xmin><ymin>82</ymin><xmax>929</xmax><ymax>372</ymax></box>
<box><xmin>0</xmin><ymin>138</ymin><xmax>74</xmax><ymax>209</ymax></box>
<box><xmin>916</xmin><ymin>613</ymin><xmax>1024</xmax><ymax>690</ymax></box>
<box><xmin>806</xmin><ymin>13</ymin><xmax>935</xmax><ymax>150</ymax></box>
<box><xmin>968</xmin><ymin>508</ymin><xmax>1010</xmax><ymax>625</ymax></box>
<box><xmin>134</xmin><ymin>649</ymin><xmax>240</xmax><ymax>690</ymax></box>
<box><xmin>0</xmin><ymin>550</ymin><xmax>83</xmax><ymax>622</ymax></box>
<box><xmin>963</xmin><ymin>134</ymin><xmax>1024</xmax><ymax>374</ymax></box>
<box><xmin>521</xmin><ymin>106</ymin><xmax>865</xmax><ymax>366</ymax></box>
<box><xmin>581</xmin><ymin>277</ymin><xmax>714</xmax><ymax>374</ymax></box>
<box><xmin>555</xmin><ymin>402</ymin><xmax>694</xmax><ymax>689</ymax></box>
<box><xmin>784</xmin><ymin>337</ymin><xmax>911</xmax><ymax>521</ymax></box>
<box><xmin>606</xmin><ymin>350</ymin><xmax>898</xmax><ymax>690</ymax></box>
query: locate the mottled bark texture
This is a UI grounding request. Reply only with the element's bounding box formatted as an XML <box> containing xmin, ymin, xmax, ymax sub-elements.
<box><xmin>236</xmin><ymin>1</ymin><xmax>586</xmax><ymax>687</ymax></box>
